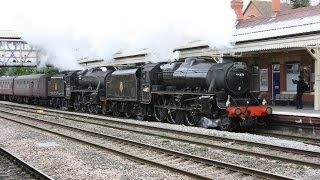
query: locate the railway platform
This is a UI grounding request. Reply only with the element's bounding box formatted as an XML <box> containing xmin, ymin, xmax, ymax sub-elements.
<box><xmin>268</xmin><ymin>105</ymin><xmax>320</xmax><ymax>126</ymax></box>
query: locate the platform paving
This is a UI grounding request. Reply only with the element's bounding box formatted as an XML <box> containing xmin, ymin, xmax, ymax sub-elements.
<box><xmin>271</xmin><ymin>105</ymin><xmax>320</xmax><ymax>118</ymax></box>
<box><xmin>269</xmin><ymin>105</ymin><xmax>320</xmax><ymax>125</ymax></box>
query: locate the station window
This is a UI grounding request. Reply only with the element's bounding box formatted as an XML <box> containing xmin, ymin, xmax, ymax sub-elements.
<box><xmin>273</xmin><ymin>64</ymin><xmax>280</xmax><ymax>72</ymax></box>
<box><xmin>286</xmin><ymin>63</ymin><xmax>300</xmax><ymax>91</ymax></box>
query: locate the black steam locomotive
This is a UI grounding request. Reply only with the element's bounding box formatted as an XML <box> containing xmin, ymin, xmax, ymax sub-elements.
<box><xmin>0</xmin><ymin>56</ymin><xmax>272</xmax><ymax>131</ymax></box>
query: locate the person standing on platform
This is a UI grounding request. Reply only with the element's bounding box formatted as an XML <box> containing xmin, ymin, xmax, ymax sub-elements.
<box><xmin>292</xmin><ymin>75</ymin><xmax>308</xmax><ymax>109</ymax></box>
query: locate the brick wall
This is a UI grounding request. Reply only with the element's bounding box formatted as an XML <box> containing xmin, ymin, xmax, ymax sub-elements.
<box><xmin>243</xmin><ymin>3</ymin><xmax>263</xmax><ymax>19</ymax></box>
<box><xmin>242</xmin><ymin>49</ymin><xmax>314</xmax><ymax>103</ymax></box>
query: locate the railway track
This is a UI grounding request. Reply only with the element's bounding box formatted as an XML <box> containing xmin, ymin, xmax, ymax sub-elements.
<box><xmin>256</xmin><ymin>130</ymin><xmax>320</xmax><ymax>146</ymax></box>
<box><xmin>0</xmin><ymin>105</ymin><xmax>293</xmax><ymax>179</ymax></box>
<box><xmin>1</xmin><ymin>102</ymin><xmax>320</xmax><ymax>168</ymax></box>
<box><xmin>0</xmin><ymin>146</ymin><xmax>53</xmax><ymax>180</ymax></box>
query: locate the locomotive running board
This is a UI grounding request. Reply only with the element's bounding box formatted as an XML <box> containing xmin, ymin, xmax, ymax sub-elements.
<box><xmin>151</xmin><ymin>91</ymin><xmax>216</xmax><ymax>96</ymax></box>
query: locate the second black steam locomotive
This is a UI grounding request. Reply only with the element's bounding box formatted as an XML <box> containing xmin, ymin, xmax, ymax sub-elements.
<box><xmin>0</xmin><ymin>56</ymin><xmax>272</xmax><ymax>131</ymax></box>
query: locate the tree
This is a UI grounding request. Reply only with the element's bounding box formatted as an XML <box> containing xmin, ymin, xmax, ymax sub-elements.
<box><xmin>0</xmin><ymin>66</ymin><xmax>59</xmax><ymax>76</ymax></box>
<box><xmin>290</xmin><ymin>0</ymin><xmax>310</xmax><ymax>8</ymax></box>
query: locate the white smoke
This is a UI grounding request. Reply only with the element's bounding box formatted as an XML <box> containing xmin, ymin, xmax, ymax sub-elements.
<box><xmin>1</xmin><ymin>0</ymin><xmax>236</xmax><ymax>70</ymax></box>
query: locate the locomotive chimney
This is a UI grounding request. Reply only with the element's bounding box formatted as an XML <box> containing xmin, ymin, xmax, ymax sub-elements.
<box><xmin>222</xmin><ymin>55</ymin><xmax>234</xmax><ymax>63</ymax></box>
<box><xmin>272</xmin><ymin>0</ymin><xmax>281</xmax><ymax>16</ymax></box>
<box><xmin>231</xmin><ymin>0</ymin><xmax>244</xmax><ymax>21</ymax></box>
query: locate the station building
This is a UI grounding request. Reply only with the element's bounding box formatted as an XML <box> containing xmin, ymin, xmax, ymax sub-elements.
<box><xmin>228</xmin><ymin>0</ymin><xmax>320</xmax><ymax>109</ymax></box>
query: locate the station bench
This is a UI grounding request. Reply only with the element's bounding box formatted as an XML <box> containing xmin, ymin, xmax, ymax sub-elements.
<box><xmin>271</xmin><ymin>94</ymin><xmax>295</xmax><ymax>106</ymax></box>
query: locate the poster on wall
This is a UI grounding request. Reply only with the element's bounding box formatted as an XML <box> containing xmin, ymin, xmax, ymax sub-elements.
<box><xmin>259</xmin><ymin>69</ymin><xmax>268</xmax><ymax>91</ymax></box>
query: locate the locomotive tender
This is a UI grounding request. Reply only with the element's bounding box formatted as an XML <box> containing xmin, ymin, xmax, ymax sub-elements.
<box><xmin>0</xmin><ymin>57</ymin><xmax>272</xmax><ymax>131</ymax></box>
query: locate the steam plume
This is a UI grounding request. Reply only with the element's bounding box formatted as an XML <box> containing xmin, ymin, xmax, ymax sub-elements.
<box><xmin>1</xmin><ymin>0</ymin><xmax>236</xmax><ymax>70</ymax></box>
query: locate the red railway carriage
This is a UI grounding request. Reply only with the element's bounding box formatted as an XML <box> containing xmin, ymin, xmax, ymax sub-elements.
<box><xmin>0</xmin><ymin>77</ymin><xmax>15</xmax><ymax>100</ymax></box>
<box><xmin>14</xmin><ymin>74</ymin><xmax>50</xmax><ymax>100</ymax></box>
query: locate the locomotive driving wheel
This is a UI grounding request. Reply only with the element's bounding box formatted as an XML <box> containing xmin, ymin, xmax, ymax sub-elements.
<box><xmin>166</xmin><ymin>96</ymin><xmax>184</xmax><ymax>124</ymax></box>
<box><xmin>80</xmin><ymin>104</ymin><xmax>86</xmax><ymax>112</ymax></box>
<box><xmin>88</xmin><ymin>104</ymin><xmax>95</xmax><ymax>113</ymax></box>
<box><xmin>94</xmin><ymin>105</ymin><xmax>101</xmax><ymax>114</ymax></box>
<box><xmin>51</xmin><ymin>99</ymin><xmax>56</xmax><ymax>108</ymax></box>
<box><xmin>124</xmin><ymin>103</ymin><xmax>132</xmax><ymax>118</ymax></box>
<box><xmin>184</xmin><ymin>110</ymin><xmax>199</xmax><ymax>126</ymax></box>
<box><xmin>62</xmin><ymin>100</ymin><xmax>69</xmax><ymax>110</ymax></box>
<box><xmin>124</xmin><ymin>112</ymin><xmax>132</xmax><ymax>118</ymax></box>
<box><xmin>113</xmin><ymin>103</ymin><xmax>121</xmax><ymax>117</ymax></box>
<box><xmin>168</xmin><ymin>109</ymin><xmax>184</xmax><ymax>124</ymax></box>
<box><xmin>56</xmin><ymin>99</ymin><xmax>62</xmax><ymax>109</ymax></box>
<box><xmin>136</xmin><ymin>113</ymin><xmax>144</xmax><ymax>120</ymax></box>
<box><xmin>73</xmin><ymin>95</ymin><xmax>81</xmax><ymax>111</ymax></box>
<box><xmin>154</xmin><ymin>107</ymin><xmax>167</xmax><ymax>122</ymax></box>
<box><xmin>154</xmin><ymin>97</ymin><xmax>167</xmax><ymax>122</ymax></box>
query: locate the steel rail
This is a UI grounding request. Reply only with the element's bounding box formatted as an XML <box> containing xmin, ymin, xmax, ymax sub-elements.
<box><xmin>3</xmin><ymin>104</ymin><xmax>320</xmax><ymax>168</ymax></box>
<box><xmin>0</xmin><ymin>109</ymin><xmax>293</xmax><ymax>180</ymax></box>
<box><xmin>1</xmin><ymin>102</ymin><xmax>319</xmax><ymax>158</ymax></box>
<box><xmin>0</xmin><ymin>146</ymin><xmax>53</xmax><ymax>180</ymax></box>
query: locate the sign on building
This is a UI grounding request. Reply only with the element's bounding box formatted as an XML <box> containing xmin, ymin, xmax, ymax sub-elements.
<box><xmin>259</xmin><ymin>69</ymin><xmax>268</xmax><ymax>91</ymax></box>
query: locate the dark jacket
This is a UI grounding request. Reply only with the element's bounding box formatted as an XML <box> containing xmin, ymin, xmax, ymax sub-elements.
<box><xmin>292</xmin><ymin>79</ymin><xmax>307</xmax><ymax>94</ymax></box>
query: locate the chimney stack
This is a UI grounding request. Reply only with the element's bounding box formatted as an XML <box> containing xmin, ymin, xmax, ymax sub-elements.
<box><xmin>272</xmin><ymin>0</ymin><xmax>280</xmax><ymax>16</ymax></box>
<box><xmin>231</xmin><ymin>0</ymin><xmax>244</xmax><ymax>21</ymax></box>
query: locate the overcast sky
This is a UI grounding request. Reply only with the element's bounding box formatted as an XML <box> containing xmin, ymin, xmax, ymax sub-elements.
<box><xmin>0</xmin><ymin>0</ymin><xmax>237</xmax><ymax>69</ymax></box>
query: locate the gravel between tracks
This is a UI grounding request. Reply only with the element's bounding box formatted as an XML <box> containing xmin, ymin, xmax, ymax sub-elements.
<box><xmin>40</xmin><ymin>113</ymin><xmax>320</xmax><ymax>179</ymax></box>
<box><xmin>101</xmin><ymin>116</ymin><xmax>320</xmax><ymax>153</ymax></box>
<box><xmin>0</xmin><ymin>117</ymin><xmax>191</xmax><ymax>180</ymax></box>
<box><xmin>2</xmin><ymin>101</ymin><xmax>320</xmax><ymax>152</ymax></box>
<box><xmin>1</xmin><ymin>102</ymin><xmax>320</xmax><ymax>179</ymax></box>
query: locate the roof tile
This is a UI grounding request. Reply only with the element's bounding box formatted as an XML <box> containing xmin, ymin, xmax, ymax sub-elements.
<box><xmin>238</xmin><ymin>4</ymin><xmax>320</xmax><ymax>28</ymax></box>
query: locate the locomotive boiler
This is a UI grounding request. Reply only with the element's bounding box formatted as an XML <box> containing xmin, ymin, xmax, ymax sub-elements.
<box><xmin>77</xmin><ymin>67</ymin><xmax>113</xmax><ymax>89</ymax></box>
<box><xmin>159</xmin><ymin>58</ymin><xmax>212</xmax><ymax>90</ymax></box>
<box><xmin>159</xmin><ymin>57</ymin><xmax>251</xmax><ymax>95</ymax></box>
